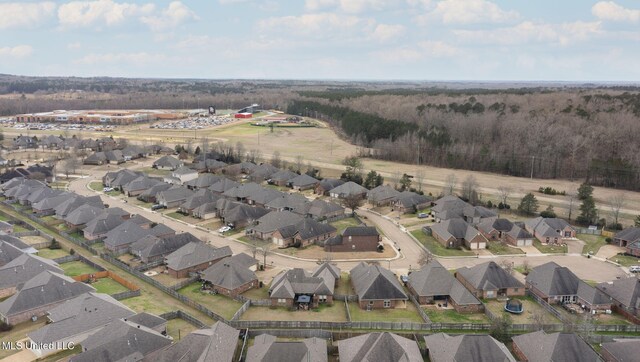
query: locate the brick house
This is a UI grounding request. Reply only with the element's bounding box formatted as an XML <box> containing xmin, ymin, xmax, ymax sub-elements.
<box><xmin>524</xmin><ymin>217</ymin><xmax>576</xmax><ymax>244</ymax></box>
<box><xmin>430</xmin><ymin>218</ymin><xmax>488</xmax><ymax>250</ymax></box>
<box><xmin>271</xmin><ymin>218</ymin><xmax>337</xmax><ymax>248</ymax></box>
<box><xmin>324</xmin><ymin>226</ymin><xmax>380</xmax><ymax>252</ymax></box>
<box><xmin>477</xmin><ymin>218</ymin><xmax>534</xmax><ymax>247</ymax></box>
<box><xmin>268</xmin><ymin>263</ymin><xmax>339</xmax><ymax>309</ymax></box>
<box><xmin>201</xmin><ymin>253</ymin><xmax>259</xmax><ymax>298</ymax></box>
<box><xmin>350</xmin><ymin>262</ymin><xmax>407</xmax><ymax>310</ymax></box>
<box><xmin>512</xmin><ymin>331</ymin><xmax>599</xmax><ymax>362</ymax></box>
<box><xmin>597</xmin><ymin>277</ymin><xmax>640</xmax><ymax>323</ymax></box>
<box><xmin>165</xmin><ymin>243</ymin><xmax>232</xmax><ymax>278</ymax></box>
<box><xmin>455</xmin><ymin>261</ymin><xmax>525</xmax><ymax>299</ymax></box>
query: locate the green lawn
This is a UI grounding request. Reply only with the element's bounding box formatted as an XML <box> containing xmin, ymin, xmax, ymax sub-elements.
<box><xmin>533</xmin><ymin>240</ymin><xmax>567</xmax><ymax>254</ymax></box>
<box><xmin>177</xmin><ymin>282</ymin><xmax>243</xmax><ymax>320</ymax></box>
<box><xmin>0</xmin><ymin>214</ymin><xmax>9</xmax><ymax>222</ymax></box>
<box><xmin>105</xmin><ymin>190</ymin><xmax>122</xmax><ymax>197</ymax></box>
<box><xmin>166</xmin><ymin>211</ymin><xmax>186</xmax><ymax>220</ymax></box>
<box><xmin>139</xmin><ymin>167</ymin><xmax>171</xmax><ymax>177</ymax></box>
<box><xmin>13</xmin><ymin>224</ymin><xmax>30</xmax><ymax>233</ymax></box>
<box><xmin>89</xmin><ymin>181</ymin><xmax>104</xmax><ymax>192</ymax></box>
<box><xmin>122</xmin><ymin>294</ymin><xmax>174</xmax><ymax>315</ymax></box>
<box><xmin>609</xmin><ymin>253</ymin><xmax>640</xmax><ymax>267</ymax></box>
<box><xmin>424</xmin><ymin>309</ymin><xmax>490</xmax><ymax>324</ymax></box>
<box><xmin>348</xmin><ymin>302</ymin><xmax>424</xmax><ymax>323</ymax></box>
<box><xmin>91</xmin><ymin>277</ymin><xmax>130</xmax><ymax>295</ymax></box>
<box><xmin>486</xmin><ymin>241</ymin><xmax>524</xmax><ymax>255</ymax></box>
<box><xmin>410</xmin><ymin>230</ymin><xmax>474</xmax><ymax>257</ymax></box>
<box><xmin>37</xmin><ymin>248</ymin><xmax>70</xmax><ymax>259</ymax></box>
<box><xmin>330</xmin><ymin>217</ymin><xmax>363</xmax><ymax>234</ymax></box>
<box><xmin>578</xmin><ymin>234</ymin><xmax>608</xmax><ymax>255</ymax></box>
<box><xmin>241</xmin><ymin>285</ymin><xmax>270</xmax><ymax>300</ymax></box>
<box><xmin>60</xmin><ymin>261</ymin><xmax>99</xmax><ymax>276</ymax></box>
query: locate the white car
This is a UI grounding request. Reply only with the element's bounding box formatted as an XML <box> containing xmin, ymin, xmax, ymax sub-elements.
<box><xmin>218</xmin><ymin>226</ymin><xmax>231</xmax><ymax>233</ymax></box>
<box><xmin>630</xmin><ymin>266</ymin><xmax>640</xmax><ymax>273</ymax></box>
<box><xmin>103</xmin><ymin>187</ymin><xmax>114</xmax><ymax>192</ymax></box>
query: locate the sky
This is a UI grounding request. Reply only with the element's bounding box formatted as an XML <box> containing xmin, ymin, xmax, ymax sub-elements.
<box><xmin>0</xmin><ymin>0</ymin><xmax>639</xmax><ymax>81</ymax></box>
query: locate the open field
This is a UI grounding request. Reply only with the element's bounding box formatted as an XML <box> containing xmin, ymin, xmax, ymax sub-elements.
<box><xmin>347</xmin><ymin>302</ymin><xmax>423</xmax><ymax>323</ymax></box>
<box><xmin>60</xmin><ymin>260</ymin><xmax>99</xmax><ymax>276</ymax></box>
<box><xmin>177</xmin><ymin>282</ymin><xmax>242</xmax><ymax>320</ymax></box>
<box><xmin>423</xmin><ymin>308</ymin><xmax>490</xmax><ymax>324</ymax></box>
<box><xmin>37</xmin><ymin>248</ymin><xmax>70</xmax><ymax>259</ymax></box>
<box><xmin>410</xmin><ymin>230</ymin><xmax>474</xmax><ymax>257</ymax></box>
<box><xmin>91</xmin><ymin>277</ymin><xmax>130</xmax><ymax>295</ymax></box>
<box><xmin>240</xmin><ymin>303</ymin><xmax>348</xmax><ymax>322</ymax></box>
<box><xmin>485</xmin><ymin>297</ymin><xmax>561</xmax><ymax>324</ymax></box>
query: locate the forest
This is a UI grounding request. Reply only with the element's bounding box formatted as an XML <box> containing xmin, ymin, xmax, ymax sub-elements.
<box><xmin>1</xmin><ymin>74</ymin><xmax>639</xmax><ymax>190</ymax></box>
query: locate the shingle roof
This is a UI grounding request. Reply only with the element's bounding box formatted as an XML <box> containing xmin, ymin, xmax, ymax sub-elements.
<box><xmin>457</xmin><ymin>261</ymin><xmax>524</xmax><ymax>291</ymax></box>
<box><xmin>268</xmin><ymin>169</ymin><xmax>298</xmax><ymax>183</ymax></box>
<box><xmin>246</xmin><ymin>188</ymin><xmax>283</xmax><ymax>205</ymax></box>
<box><xmin>153</xmin><ymin>155</ymin><xmax>182</xmax><ymax>169</ymax></box>
<box><xmin>601</xmin><ymin>340</ymin><xmax>640</xmax><ymax>362</ymax></box>
<box><xmin>350</xmin><ymin>262</ymin><xmax>407</xmax><ymax>301</ymax></box>
<box><xmin>251</xmin><ymin>211</ymin><xmax>304</xmax><ymax>234</ymax></box>
<box><xmin>477</xmin><ymin>218</ymin><xmax>515</xmax><ymax>234</ymax></box>
<box><xmin>512</xmin><ymin>331</ymin><xmax>599</xmax><ymax>362</ymax></box>
<box><xmin>408</xmin><ymin>261</ymin><xmax>480</xmax><ymax>306</ymax></box>
<box><xmin>424</xmin><ymin>333</ymin><xmax>516</xmax><ymax>362</ymax></box>
<box><xmin>431</xmin><ymin>195</ymin><xmax>470</xmax><ymax>215</ymax></box>
<box><xmin>288</xmin><ymin>173</ymin><xmax>319</xmax><ymax>187</ymax></box>
<box><xmin>525</xmin><ymin>217</ymin><xmax>575</xmax><ymax>237</ymax></box>
<box><xmin>526</xmin><ymin>262</ymin><xmax>610</xmax><ymax>305</ymax></box>
<box><xmin>70</xmin><ymin>319</ymin><xmax>171</xmax><ymax>362</ymax></box>
<box><xmin>246</xmin><ymin>335</ymin><xmax>327</xmax><ymax>362</ymax></box>
<box><xmin>224</xmin><ymin>204</ymin><xmax>270</xmax><ymax>224</ymax></box>
<box><xmin>223</xmin><ymin>182</ymin><xmax>263</xmax><ymax>199</ymax></box>
<box><xmin>125</xmin><ymin>312</ymin><xmax>167</xmax><ymax>330</ymax></box>
<box><xmin>0</xmin><ymin>252</ymin><xmax>62</xmax><ymax>290</ymax></box>
<box><xmin>208</xmin><ymin>178</ymin><xmax>240</xmax><ymax>193</ymax></box>
<box><xmin>0</xmin><ymin>271</ymin><xmax>94</xmax><ymax>317</ymax></box>
<box><xmin>277</xmin><ymin>218</ymin><xmax>336</xmax><ymax>240</ymax></box>
<box><xmin>150</xmin><ymin>322</ymin><xmax>239</xmax><ymax>362</ymax></box>
<box><xmin>123</xmin><ymin>176</ymin><xmax>161</xmax><ymax>193</ymax></box>
<box><xmin>158</xmin><ymin>186</ymin><xmax>194</xmax><ymax>203</ymax></box>
<box><xmin>130</xmin><ymin>233</ymin><xmax>200</xmax><ymax>261</ymax></box>
<box><xmin>0</xmin><ymin>241</ymin><xmax>25</xmax><ymax>266</ymax></box>
<box><xmin>317</xmin><ymin>178</ymin><xmax>344</xmax><ymax>191</ymax></box>
<box><xmin>185</xmin><ymin>174</ymin><xmax>222</xmax><ymax>189</ymax></box>
<box><xmin>173</xmin><ymin>166</ymin><xmax>198</xmax><ymax>176</ymax></box>
<box><xmin>265</xmin><ymin>193</ymin><xmax>309</xmax><ymax>211</ymax></box>
<box><xmin>104</xmin><ymin>221</ymin><xmax>156</xmax><ymax>248</ymax></box>
<box><xmin>615</xmin><ymin>227</ymin><xmax>640</xmax><ymax>243</ymax></box>
<box><xmin>64</xmin><ymin>204</ymin><xmax>105</xmax><ymax>226</ymax></box>
<box><xmin>597</xmin><ymin>277</ymin><xmax>640</xmax><ymax>310</ymax></box>
<box><xmin>27</xmin><ymin>292</ymin><xmax>135</xmax><ymax>344</ymax></box>
<box><xmin>339</xmin><ymin>332</ymin><xmax>422</xmax><ymax>362</ymax></box>
<box><xmin>343</xmin><ymin>226</ymin><xmax>378</xmax><ymax>237</ymax></box>
<box><xmin>269</xmin><ymin>267</ymin><xmax>336</xmax><ymax>299</ymax></box>
<box><xmin>139</xmin><ymin>182</ymin><xmax>172</xmax><ymax>199</ymax></box>
<box><xmin>201</xmin><ymin>254</ymin><xmax>258</xmax><ymax>290</ymax></box>
<box><xmin>296</xmin><ymin>199</ymin><xmax>345</xmax><ymax>219</ymax></box>
<box><xmin>367</xmin><ymin>185</ymin><xmax>401</xmax><ymax>203</ymax></box>
<box><xmin>329</xmin><ymin>181</ymin><xmax>368</xmax><ymax>197</ymax></box>
<box><xmin>165</xmin><ymin>243</ymin><xmax>232</xmax><ymax>271</ymax></box>
<box><xmin>431</xmin><ymin>218</ymin><xmax>484</xmax><ymax>243</ymax></box>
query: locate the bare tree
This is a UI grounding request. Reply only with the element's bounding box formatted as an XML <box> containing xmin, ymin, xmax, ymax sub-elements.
<box><xmin>260</xmin><ymin>243</ymin><xmax>272</xmax><ymax>269</ymax></box>
<box><xmin>461</xmin><ymin>175</ymin><xmax>479</xmax><ymax>204</ymax></box>
<box><xmin>62</xmin><ymin>154</ymin><xmax>80</xmax><ymax>179</ymax></box>
<box><xmin>521</xmin><ymin>259</ymin><xmax>531</xmax><ymax>275</ymax></box>
<box><xmin>294</xmin><ymin>155</ymin><xmax>304</xmax><ymax>173</ymax></box>
<box><xmin>497</xmin><ymin>186</ymin><xmax>512</xmax><ymax>206</ymax></box>
<box><xmin>529</xmin><ymin>308</ymin><xmax>547</xmax><ymax>331</ymax></box>
<box><xmin>443</xmin><ymin>173</ymin><xmax>457</xmax><ymax>196</ymax></box>
<box><xmin>415</xmin><ymin>169</ymin><xmax>425</xmax><ymax>193</ymax></box>
<box><xmin>500</xmin><ymin>259</ymin><xmax>514</xmax><ymax>275</ymax></box>
<box><xmin>342</xmin><ymin>194</ymin><xmax>364</xmax><ymax>216</ymax></box>
<box><xmin>609</xmin><ymin>193</ymin><xmax>626</xmax><ymax>226</ymax></box>
<box><xmin>417</xmin><ymin>249</ymin><xmax>433</xmax><ymax>267</ymax></box>
<box><xmin>567</xmin><ymin>192</ymin><xmax>576</xmax><ymax>221</ymax></box>
<box><xmin>235</xmin><ymin>141</ymin><xmax>245</xmax><ymax>162</ymax></box>
<box><xmin>247</xmin><ymin>149</ymin><xmax>262</xmax><ymax>164</ymax></box>
<box><xmin>271</xmin><ymin>151</ymin><xmax>281</xmax><ymax>168</ymax></box>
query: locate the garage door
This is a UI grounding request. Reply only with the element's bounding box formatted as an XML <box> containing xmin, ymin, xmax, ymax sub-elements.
<box><xmin>478</xmin><ymin>242</ymin><xmax>486</xmax><ymax>249</ymax></box>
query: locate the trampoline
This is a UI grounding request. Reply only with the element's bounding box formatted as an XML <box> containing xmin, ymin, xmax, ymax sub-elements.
<box><xmin>504</xmin><ymin>299</ymin><xmax>524</xmax><ymax>314</ymax></box>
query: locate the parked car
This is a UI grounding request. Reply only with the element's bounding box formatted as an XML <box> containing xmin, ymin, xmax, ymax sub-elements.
<box><xmin>151</xmin><ymin>204</ymin><xmax>165</xmax><ymax>211</ymax></box>
<box><xmin>417</xmin><ymin>213</ymin><xmax>428</xmax><ymax>219</ymax></box>
<box><xmin>630</xmin><ymin>266</ymin><xmax>640</xmax><ymax>273</ymax></box>
<box><xmin>103</xmin><ymin>187</ymin><xmax>114</xmax><ymax>192</ymax></box>
<box><xmin>218</xmin><ymin>226</ymin><xmax>231</xmax><ymax>233</ymax></box>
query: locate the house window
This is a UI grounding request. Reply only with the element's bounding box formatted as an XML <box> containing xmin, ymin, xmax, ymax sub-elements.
<box><xmin>368</xmin><ymin>300</ymin><xmax>374</xmax><ymax>306</ymax></box>
<box><xmin>546</xmin><ymin>237</ymin><xmax>550</xmax><ymax>243</ymax></box>
<box><xmin>513</xmin><ymin>288</ymin><xmax>519</xmax><ymax>292</ymax></box>
<box><xmin>278</xmin><ymin>298</ymin><xmax>286</xmax><ymax>303</ymax></box>
<box><xmin>383</xmin><ymin>300</ymin><xmax>391</xmax><ymax>308</ymax></box>
<box><xmin>319</xmin><ymin>295</ymin><xmax>327</xmax><ymax>302</ymax></box>
<box><xmin>352</xmin><ymin>245</ymin><xmax>356</xmax><ymax>249</ymax></box>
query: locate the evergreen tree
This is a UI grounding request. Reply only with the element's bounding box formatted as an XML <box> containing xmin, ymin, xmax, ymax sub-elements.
<box><xmin>518</xmin><ymin>193</ymin><xmax>539</xmax><ymax>215</ymax></box>
<box><xmin>578</xmin><ymin>196</ymin><xmax>598</xmax><ymax>225</ymax></box>
<box><xmin>578</xmin><ymin>182</ymin><xmax>594</xmax><ymax>200</ymax></box>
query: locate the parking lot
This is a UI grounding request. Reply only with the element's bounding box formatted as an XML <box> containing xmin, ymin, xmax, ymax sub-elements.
<box><xmin>150</xmin><ymin>115</ymin><xmax>235</xmax><ymax>130</ymax></box>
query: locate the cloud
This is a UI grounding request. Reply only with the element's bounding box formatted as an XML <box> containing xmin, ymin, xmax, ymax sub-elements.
<box><xmin>374</xmin><ymin>40</ymin><xmax>461</xmax><ymax>63</ymax></box>
<box><xmin>592</xmin><ymin>1</ymin><xmax>640</xmax><ymax>22</ymax></box>
<box><xmin>75</xmin><ymin>52</ymin><xmax>165</xmax><ymax>65</ymax></box>
<box><xmin>419</xmin><ymin>0</ymin><xmax>519</xmax><ymax>25</ymax></box>
<box><xmin>258</xmin><ymin>13</ymin><xmax>372</xmax><ymax>40</ymax></box>
<box><xmin>58</xmin><ymin>0</ymin><xmax>154</xmax><ymax>28</ymax></box>
<box><xmin>0</xmin><ymin>45</ymin><xmax>34</xmax><ymax>58</ymax></box>
<box><xmin>140</xmin><ymin>1</ymin><xmax>198</xmax><ymax>31</ymax></box>
<box><xmin>0</xmin><ymin>2</ymin><xmax>56</xmax><ymax>29</ymax></box>
<box><xmin>454</xmin><ymin>21</ymin><xmax>602</xmax><ymax>46</ymax></box>
<box><xmin>371</xmin><ymin>24</ymin><xmax>405</xmax><ymax>42</ymax></box>
<box><xmin>305</xmin><ymin>0</ymin><xmax>396</xmax><ymax>13</ymax></box>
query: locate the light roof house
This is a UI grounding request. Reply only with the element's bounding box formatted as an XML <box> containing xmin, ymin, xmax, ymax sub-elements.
<box><xmin>246</xmin><ymin>334</ymin><xmax>327</xmax><ymax>362</ymax></box>
<box><xmin>350</xmin><ymin>262</ymin><xmax>407</xmax><ymax>310</ymax></box>
<box><xmin>424</xmin><ymin>333</ymin><xmax>516</xmax><ymax>362</ymax></box>
<box><xmin>455</xmin><ymin>261</ymin><xmax>525</xmax><ymax>299</ymax></box>
<box><xmin>0</xmin><ymin>271</ymin><xmax>95</xmax><ymax>325</ymax></box>
<box><xmin>148</xmin><ymin>322</ymin><xmax>239</xmax><ymax>362</ymax></box>
<box><xmin>165</xmin><ymin>243</ymin><xmax>232</xmax><ymax>278</ymax></box>
<box><xmin>338</xmin><ymin>332</ymin><xmax>422</xmax><ymax>362</ymax></box>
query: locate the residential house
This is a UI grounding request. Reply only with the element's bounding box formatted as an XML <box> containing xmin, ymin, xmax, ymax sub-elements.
<box><xmin>271</xmin><ymin>218</ymin><xmax>337</xmax><ymax>248</ymax></box>
<box><xmin>40</xmin><ymin>135</ymin><xmax>64</xmax><ymax>149</ymax></box>
<box><xmin>455</xmin><ymin>261</ymin><xmax>525</xmax><ymax>299</ymax></box>
<box><xmin>0</xmin><ymin>235</ymin><xmax>37</xmax><ymax>254</ymax></box>
<box><xmin>424</xmin><ymin>333</ymin><xmax>515</xmax><ymax>362</ymax></box>
<box><xmin>526</xmin><ymin>261</ymin><xmax>611</xmax><ymax>311</ymax></box>
<box><xmin>202</xmin><ymin>253</ymin><xmax>259</xmax><ymax>297</ymax></box>
<box><xmin>130</xmin><ymin>232</ymin><xmax>200</xmax><ymax>264</ymax></box>
<box><xmin>165</xmin><ymin>243</ymin><xmax>232</xmax><ymax>278</ymax></box>
<box><xmin>185</xmin><ymin>173</ymin><xmax>222</xmax><ymax>190</ymax></box>
<box><xmin>104</xmin><ymin>169</ymin><xmax>140</xmax><ymax>190</ymax></box>
<box><xmin>407</xmin><ymin>261</ymin><xmax>482</xmax><ymax>313</ymax></box>
<box><xmin>350</xmin><ymin>262</ymin><xmax>408</xmax><ymax>310</ymax></box>
<box><xmin>601</xmin><ymin>340</ymin><xmax>640</xmax><ymax>362</ymax></box>
<box><xmin>69</xmin><ymin>319</ymin><xmax>171</xmax><ymax>362</ymax></box>
<box><xmin>248</xmin><ymin>163</ymin><xmax>280</xmax><ymax>183</ymax></box>
<box><xmin>0</xmin><ymin>253</ymin><xmax>63</xmax><ymax>299</ymax></box>
<box><xmin>208</xmin><ymin>178</ymin><xmax>240</xmax><ymax>194</ymax></box>
<box><xmin>431</xmin><ymin>195</ymin><xmax>470</xmax><ymax>221</ymax></box>
<box><xmin>393</xmin><ymin>191</ymin><xmax>432</xmax><ymax>214</ymax></box>
<box><xmin>103</xmin><ymin>221</ymin><xmax>174</xmax><ymax>254</ymax></box>
<box><xmin>138</xmin><ymin>182</ymin><xmax>172</xmax><ymax>204</ymax></box>
<box><xmin>26</xmin><ymin>292</ymin><xmax>136</xmax><ymax>358</ymax></box>
<box><xmin>13</xmin><ymin>135</ymin><xmax>37</xmax><ymax>149</ymax></box>
<box><xmin>179</xmin><ymin>189</ymin><xmax>220</xmax><ymax>215</ymax></box>
<box><xmin>82</xmin><ymin>209</ymin><xmax>129</xmax><ymax>240</ymax></box>
<box><xmin>223</xmin><ymin>182</ymin><xmax>264</xmax><ymax>203</ymax></box>
<box><xmin>0</xmin><ymin>241</ymin><xmax>26</xmax><ymax>267</ymax></box>
<box><xmin>125</xmin><ymin>312</ymin><xmax>167</xmax><ymax>334</ymax></box>
<box><xmin>193</xmin><ymin>202</ymin><xmax>220</xmax><ymax>220</ymax></box>
<box><xmin>329</xmin><ymin>181</ymin><xmax>368</xmax><ymax>199</ymax></box>
<box><xmin>512</xmin><ymin>331</ymin><xmax>600</xmax><ymax>362</ymax></box>
<box><xmin>338</xmin><ymin>332</ymin><xmax>422</xmax><ymax>362</ymax></box>
<box><xmin>430</xmin><ymin>218</ymin><xmax>488</xmax><ymax>250</ymax></box>
<box><xmin>121</xmin><ymin>145</ymin><xmax>147</xmax><ymax>160</ymax></box>
<box><xmin>55</xmin><ymin>195</ymin><xmax>103</xmax><ymax>219</ymax></box>
<box><xmin>246</xmin><ymin>188</ymin><xmax>284</xmax><ymax>207</ymax></box>
<box><xmin>64</xmin><ymin>204</ymin><xmax>105</xmax><ymax>230</ymax></box>
<box><xmin>153</xmin><ymin>155</ymin><xmax>183</xmax><ymax>170</ymax></box>
<box><xmin>287</xmin><ymin>174</ymin><xmax>319</xmax><ymax>191</ymax></box>
<box><xmin>612</xmin><ymin>227</ymin><xmax>640</xmax><ymax>248</ymax></box>
<box><xmin>477</xmin><ymin>218</ymin><xmax>534</xmax><ymax>247</ymax></box>
<box><xmin>247</xmin><ymin>210</ymin><xmax>304</xmax><ymax>240</ymax></box>
<box><xmin>165</xmin><ymin>166</ymin><xmax>198</xmax><ymax>185</ymax></box>
<box><xmin>122</xmin><ymin>176</ymin><xmax>161</xmax><ymax>197</ymax></box>
<box><xmin>0</xmin><ymin>271</ymin><xmax>94</xmax><ymax>325</ymax></box>
<box><xmin>222</xmin><ymin>204</ymin><xmax>270</xmax><ymax>229</ymax></box>
<box><xmin>294</xmin><ymin>198</ymin><xmax>345</xmax><ymax>220</ymax></box>
<box><xmin>367</xmin><ymin>185</ymin><xmax>401</xmax><ymax>207</ymax></box>
<box><xmin>315</xmin><ymin>178</ymin><xmax>344</xmax><ymax>196</ymax></box>
<box><xmin>597</xmin><ymin>277</ymin><xmax>640</xmax><ymax>322</ymax></box>
<box><xmin>324</xmin><ymin>226</ymin><xmax>380</xmax><ymax>252</ymax></box>
<box><xmin>268</xmin><ymin>169</ymin><xmax>298</xmax><ymax>187</ymax></box>
<box><xmin>462</xmin><ymin>205</ymin><xmax>498</xmax><ymax>225</ymax></box>
<box><xmin>246</xmin><ymin>335</ymin><xmax>327</xmax><ymax>362</ymax></box>
<box><xmin>265</xmin><ymin>193</ymin><xmax>309</xmax><ymax>212</ymax></box>
<box><xmin>525</xmin><ymin>217</ymin><xmax>576</xmax><ymax>244</ymax></box>
<box><xmin>147</xmin><ymin>322</ymin><xmax>239</xmax><ymax>362</ymax></box>
<box><xmin>269</xmin><ymin>263</ymin><xmax>339</xmax><ymax>308</ymax></box>
<box><xmin>25</xmin><ymin>187</ymin><xmax>61</xmax><ymax>207</ymax></box>
<box><xmin>192</xmin><ymin>159</ymin><xmax>227</xmax><ymax>173</ymax></box>
<box><xmin>156</xmin><ymin>186</ymin><xmax>194</xmax><ymax>208</ymax></box>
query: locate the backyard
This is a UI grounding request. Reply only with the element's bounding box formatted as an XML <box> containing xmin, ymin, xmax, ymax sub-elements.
<box><xmin>90</xmin><ymin>277</ymin><xmax>130</xmax><ymax>295</ymax></box>
<box><xmin>552</xmin><ymin>305</ymin><xmax>632</xmax><ymax>325</ymax></box>
<box><xmin>177</xmin><ymin>282</ymin><xmax>243</xmax><ymax>320</ymax></box>
<box><xmin>410</xmin><ymin>230</ymin><xmax>474</xmax><ymax>257</ymax></box>
<box><xmin>423</xmin><ymin>307</ymin><xmax>491</xmax><ymax>324</ymax></box>
<box><xmin>484</xmin><ymin>297</ymin><xmax>561</xmax><ymax>324</ymax></box>
<box><xmin>20</xmin><ymin>235</ymin><xmax>51</xmax><ymax>245</ymax></box>
<box><xmin>240</xmin><ymin>303</ymin><xmax>348</xmax><ymax>322</ymax></box>
<box><xmin>241</xmin><ymin>285</ymin><xmax>270</xmax><ymax>300</ymax></box>
<box><xmin>121</xmin><ymin>294</ymin><xmax>175</xmax><ymax>315</ymax></box>
<box><xmin>347</xmin><ymin>302</ymin><xmax>424</xmax><ymax>323</ymax></box>
<box><xmin>330</xmin><ymin>217</ymin><xmax>363</xmax><ymax>234</ymax></box>
<box><xmin>60</xmin><ymin>261</ymin><xmax>99</xmax><ymax>276</ymax></box>
<box><xmin>579</xmin><ymin>234</ymin><xmax>608</xmax><ymax>255</ymax></box>
<box><xmin>37</xmin><ymin>248</ymin><xmax>70</xmax><ymax>259</ymax></box>
<box><xmin>334</xmin><ymin>273</ymin><xmax>353</xmax><ymax>295</ymax></box>
<box><xmin>166</xmin><ymin>318</ymin><xmax>198</xmax><ymax>341</ymax></box>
